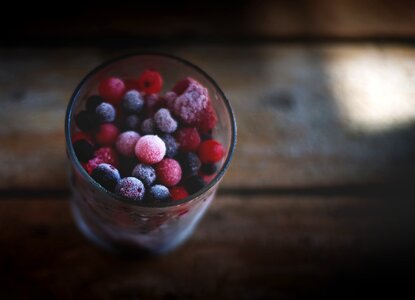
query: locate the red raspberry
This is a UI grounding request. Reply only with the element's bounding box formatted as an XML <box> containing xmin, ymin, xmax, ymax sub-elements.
<box><xmin>98</xmin><ymin>77</ymin><xmax>126</xmax><ymax>105</ymax></box>
<box><xmin>198</xmin><ymin>139</ymin><xmax>224</xmax><ymax>163</ymax></box>
<box><xmin>138</xmin><ymin>70</ymin><xmax>163</xmax><ymax>94</ymax></box>
<box><xmin>95</xmin><ymin>123</ymin><xmax>120</xmax><ymax>146</ymax></box>
<box><xmin>83</xmin><ymin>157</ymin><xmax>102</xmax><ymax>175</ymax></box>
<box><xmin>172</xmin><ymin>77</ymin><xmax>192</xmax><ymax>95</ymax></box>
<box><xmin>94</xmin><ymin>147</ymin><xmax>119</xmax><ymax>167</ymax></box>
<box><xmin>196</xmin><ymin>102</ymin><xmax>217</xmax><ymax>133</ymax></box>
<box><xmin>155</xmin><ymin>158</ymin><xmax>182</xmax><ymax>187</ymax></box>
<box><xmin>175</xmin><ymin>127</ymin><xmax>201</xmax><ymax>152</ymax></box>
<box><xmin>169</xmin><ymin>186</ymin><xmax>189</xmax><ymax>201</ymax></box>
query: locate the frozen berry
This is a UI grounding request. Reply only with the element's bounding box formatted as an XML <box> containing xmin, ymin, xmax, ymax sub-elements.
<box><xmin>145</xmin><ymin>94</ymin><xmax>163</xmax><ymax>115</ymax></box>
<box><xmin>98</xmin><ymin>77</ymin><xmax>126</xmax><ymax>105</ymax></box>
<box><xmin>175</xmin><ymin>127</ymin><xmax>201</xmax><ymax>152</ymax></box>
<box><xmin>198</xmin><ymin>139</ymin><xmax>224</xmax><ymax>163</ymax></box>
<box><xmin>132</xmin><ymin>163</ymin><xmax>156</xmax><ymax>186</ymax></box>
<box><xmin>124</xmin><ymin>114</ymin><xmax>140</xmax><ymax>130</ymax></box>
<box><xmin>94</xmin><ymin>147</ymin><xmax>119</xmax><ymax>167</ymax></box>
<box><xmin>155</xmin><ymin>158</ymin><xmax>182</xmax><ymax>187</ymax></box>
<box><xmin>200</xmin><ymin>163</ymin><xmax>217</xmax><ymax>175</ymax></box>
<box><xmin>91</xmin><ymin>163</ymin><xmax>121</xmax><ymax>192</ymax></box>
<box><xmin>138</xmin><ymin>70</ymin><xmax>163</xmax><ymax>94</ymax></box>
<box><xmin>176</xmin><ymin>152</ymin><xmax>201</xmax><ymax>177</ymax></box>
<box><xmin>115</xmin><ymin>131</ymin><xmax>140</xmax><ymax>157</ymax></box>
<box><xmin>135</xmin><ymin>135</ymin><xmax>166</xmax><ymax>164</ymax></box>
<box><xmin>172</xmin><ymin>77</ymin><xmax>192</xmax><ymax>95</ymax></box>
<box><xmin>184</xmin><ymin>175</ymin><xmax>206</xmax><ymax>194</ymax></box>
<box><xmin>164</xmin><ymin>91</ymin><xmax>177</xmax><ymax>105</ymax></box>
<box><xmin>160</xmin><ymin>134</ymin><xmax>178</xmax><ymax>158</ymax></box>
<box><xmin>86</xmin><ymin>95</ymin><xmax>104</xmax><ymax>112</ymax></box>
<box><xmin>148</xmin><ymin>184</ymin><xmax>170</xmax><ymax>202</ymax></box>
<box><xmin>95</xmin><ymin>123</ymin><xmax>119</xmax><ymax>146</ymax></box>
<box><xmin>140</xmin><ymin>118</ymin><xmax>156</xmax><ymax>135</ymax></box>
<box><xmin>169</xmin><ymin>186</ymin><xmax>189</xmax><ymax>201</ymax></box>
<box><xmin>95</xmin><ymin>102</ymin><xmax>116</xmax><ymax>123</ymax></box>
<box><xmin>73</xmin><ymin>139</ymin><xmax>94</xmax><ymax>162</ymax></box>
<box><xmin>154</xmin><ymin>108</ymin><xmax>177</xmax><ymax>133</ymax></box>
<box><xmin>196</xmin><ymin>101</ymin><xmax>217</xmax><ymax>133</ymax></box>
<box><xmin>75</xmin><ymin>110</ymin><xmax>98</xmax><ymax>131</ymax></box>
<box><xmin>115</xmin><ymin>177</ymin><xmax>145</xmax><ymax>201</ymax></box>
<box><xmin>121</xmin><ymin>90</ymin><xmax>144</xmax><ymax>114</ymax></box>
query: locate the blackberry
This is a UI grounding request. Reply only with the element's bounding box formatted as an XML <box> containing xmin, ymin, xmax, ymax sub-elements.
<box><xmin>184</xmin><ymin>176</ymin><xmax>206</xmax><ymax>195</ymax></box>
<box><xmin>177</xmin><ymin>152</ymin><xmax>201</xmax><ymax>177</ymax></box>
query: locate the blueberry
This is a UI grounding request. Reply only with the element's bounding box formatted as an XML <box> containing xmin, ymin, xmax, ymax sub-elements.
<box><xmin>154</xmin><ymin>108</ymin><xmax>177</xmax><ymax>133</ymax></box>
<box><xmin>86</xmin><ymin>95</ymin><xmax>104</xmax><ymax>112</ymax></box>
<box><xmin>115</xmin><ymin>177</ymin><xmax>145</xmax><ymax>201</ymax></box>
<box><xmin>132</xmin><ymin>163</ymin><xmax>156</xmax><ymax>186</ymax></box>
<box><xmin>75</xmin><ymin>110</ymin><xmax>99</xmax><ymax>131</ymax></box>
<box><xmin>148</xmin><ymin>184</ymin><xmax>170</xmax><ymax>202</ymax></box>
<box><xmin>160</xmin><ymin>134</ymin><xmax>178</xmax><ymax>158</ymax></box>
<box><xmin>176</xmin><ymin>152</ymin><xmax>201</xmax><ymax>177</ymax></box>
<box><xmin>91</xmin><ymin>163</ymin><xmax>121</xmax><ymax>192</ymax></box>
<box><xmin>95</xmin><ymin>102</ymin><xmax>116</xmax><ymax>123</ymax></box>
<box><xmin>122</xmin><ymin>90</ymin><xmax>144</xmax><ymax>114</ymax></box>
<box><xmin>73</xmin><ymin>139</ymin><xmax>94</xmax><ymax>162</ymax></box>
<box><xmin>201</xmin><ymin>163</ymin><xmax>217</xmax><ymax>175</ymax></box>
<box><xmin>124</xmin><ymin>114</ymin><xmax>140</xmax><ymax>130</ymax></box>
<box><xmin>184</xmin><ymin>175</ymin><xmax>205</xmax><ymax>194</ymax></box>
<box><xmin>140</xmin><ymin>118</ymin><xmax>156</xmax><ymax>135</ymax></box>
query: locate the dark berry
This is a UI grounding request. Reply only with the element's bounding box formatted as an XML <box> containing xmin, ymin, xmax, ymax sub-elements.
<box><xmin>121</xmin><ymin>90</ymin><xmax>144</xmax><ymax>114</ymax></box>
<box><xmin>73</xmin><ymin>139</ymin><xmax>94</xmax><ymax>162</ymax></box>
<box><xmin>177</xmin><ymin>152</ymin><xmax>201</xmax><ymax>177</ymax></box>
<box><xmin>169</xmin><ymin>186</ymin><xmax>189</xmax><ymax>201</ymax></box>
<box><xmin>95</xmin><ymin>102</ymin><xmax>116</xmax><ymax>123</ymax></box>
<box><xmin>115</xmin><ymin>177</ymin><xmax>145</xmax><ymax>201</ymax></box>
<box><xmin>198</xmin><ymin>139</ymin><xmax>224</xmax><ymax>163</ymax></box>
<box><xmin>184</xmin><ymin>175</ymin><xmax>206</xmax><ymax>195</ymax></box>
<box><xmin>138</xmin><ymin>70</ymin><xmax>163</xmax><ymax>94</ymax></box>
<box><xmin>154</xmin><ymin>108</ymin><xmax>177</xmax><ymax>133</ymax></box>
<box><xmin>86</xmin><ymin>95</ymin><xmax>104</xmax><ymax>112</ymax></box>
<box><xmin>148</xmin><ymin>184</ymin><xmax>170</xmax><ymax>202</ymax></box>
<box><xmin>75</xmin><ymin>110</ymin><xmax>98</xmax><ymax>131</ymax></box>
<box><xmin>91</xmin><ymin>163</ymin><xmax>121</xmax><ymax>192</ymax></box>
<box><xmin>200</xmin><ymin>131</ymin><xmax>213</xmax><ymax>141</ymax></box>
<box><xmin>124</xmin><ymin>115</ymin><xmax>140</xmax><ymax>130</ymax></box>
<box><xmin>98</xmin><ymin>77</ymin><xmax>126</xmax><ymax>105</ymax></box>
<box><xmin>95</xmin><ymin>123</ymin><xmax>119</xmax><ymax>146</ymax></box>
<box><xmin>132</xmin><ymin>163</ymin><xmax>156</xmax><ymax>186</ymax></box>
<box><xmin>140</xmin><ymin>118</ymin><xmax>156</xmax><ymax>135</ymax></box>
<box><xmin>200</xmin><ymin>163</ymin><xmax>217</xmax><ymax>175</ymax></box>
<box><xmin>160</xmin><ymin>134</ymin><xmax>178</xmax><ymax>158</ymax></box>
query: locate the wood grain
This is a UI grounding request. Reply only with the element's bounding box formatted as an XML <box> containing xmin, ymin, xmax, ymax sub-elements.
<box><xmin>2</xmin><ymin>194</ymin><xmax>413</xmax><ymax>299</ymax></box>
<box><xmin>1</xmin><ymin>45</ymin><xmax>415</xmax><ymax>189</ymax></box>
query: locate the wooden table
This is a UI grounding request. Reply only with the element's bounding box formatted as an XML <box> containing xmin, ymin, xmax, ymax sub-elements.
<box><xmin>2</xmin><ymin>3</ymin><xmax>415</xmax><ymax>297</ymax></box>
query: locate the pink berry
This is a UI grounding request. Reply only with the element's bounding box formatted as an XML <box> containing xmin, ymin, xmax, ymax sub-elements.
<box><xmin>198</xmin><ymin>139</ymin><xmax>224</xmax><ymax>163</ymax></box>
<box><xmin>135</xmin><ymin>135</ymin><xmax>166</xmax><ymax>164</ymax></box>
<box><xmin>138</xmin><ymin>70</ymin><xmax>163</xmax><ymax>94</ymax></box>
<box><xmin>155</xmin><ymin>158</ymin><xmax>182</xmax><ymax>187</ymax></box>
<box><xmin>115</xmin><ymin>131</ymin><xmax>140</xmax><ymax>157</ymax></box>
<box><xmin>169</xmin><ymin>186</ymin><xmax>189</xmax><ymax>201</ymax></box>
<box><xmin>94</xmin><ymin>147</ymin><xmax>119</xmax><ymax>167</ymax></box>
<box><xmin>98</xmin><ymin>77</ymin><xmax>126</xmax><ymax>105</ymax></box>
<box><xmin>195</xmin><ymin>101</ymin><xmax>217</xmax><ymax>133</ymax></box>
<box><xmin>175</xmin><ymin>127</ymin><xmax>201</xmax><ymax>152</ymax></box>
<box><xmin>95</xmin><ymin>123</ymin><xmax>120</xmax><ymax>146</ymax></box>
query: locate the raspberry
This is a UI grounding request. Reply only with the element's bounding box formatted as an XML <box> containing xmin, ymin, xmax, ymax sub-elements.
<box><xmin>148</xmin><ymin>185</ymin><xmax>170</xmax><ymax>202</ymax></box>
<box><xmin>115</xmin><ymin>131</ymin><xmax>140</xmax><ymax>157</ymax></box>
<box><xmin>95</xmin><ymin>123</ymin><xmax>120</xmax><ymax>146</ymax></box>
<box><xmin>84</xmin><ymin>157</ymin><xmax>102</xmax><ymax>175</ymax></box>
<box><xmin>86</xmin><ymin>95</ymin><xmax>104</xmax><ymax>112</ymax></box>
<box><xmin>132</xmin><ymin>163</ymin><xmax>156</xmax><ymax>186</ymax></box>
<box><xmin>73</xmin><ymin>139</ymin><xmax>94</xmax><ymax>162</ymax></box>
<box><xmin>176</xmin><ymin>152</ymin><xmax>201</xmax><ymax>177</ymax></box>
<box><xmin>160</xmin><ymin>134</ymin><xmax>178</xmax><ymax>158</ymax></box>
<box><xmin>169</xmin><ymin>186</ymin><xmax>189</xmax><ymax>201</ymax></box>
<box><xmin>135</xmin><ymin>135</ymin><xmax>166</xmax><ymax>164</ymax></box>
<box><xmin>154</xmin><ymin>108</ymin><xmax>177</xmax><ymax>133</ymax></box>
<box><xmin>94</xmin><ymin>147</ymin><xmax>119</xmax><ymax>167</ymax></box>
<box><xmin>75</xmin><ymin>110</ymin><xmax>99</xmax><ymax>132</ymax></box>
<box><xmin>138</xmin><ymin>70</ymin><xmax>163</xmax><ymax>94</ymax></box>
<box><xmin>121</xmin><ymin>90</ymin><xmax>144</xmax><ymax>114</ymax></box>
<box><xmin>195</xmin><ymin>102</ymin><xmax>217</xmax><ymax>133</ymax></box>
<box><xmin>91</xmin><ymin>163</ymin><xmax>121</xmax><ymax>192</ymax></box>
<box><xmin>98</xmin><ymin>77</ymin><xmax>126</xmax><ymax>105</ymax></box>
<box><xmin>140</xmin><ymin>118</ymin><xmax>156</xmax><ymax>135</ymax></box>
<box><xmin>175</xmin><ymin>127</ymin><xmax>201</xmax><ymax>152</ymax></box>
<box><xmin>172</xmin><ymin>77</ymin><xmax>192</xmax><ymax>95</ymax></box>
<box><xmin>198</xmin><ymin>139</ymin><xmax>224</xmax><ymax>164</ymax></box>
<box><xmin>155</xmin><ymin>158</ymin><xmax>182</xmax><ymax>187</ymax></box>
<box><xmin>184</xmin><ymin>175</ymin><xmax>205</xmax><ymax>195</ymax></box>
<box><xmin>164</xmin><ymin>91</ymin><xmax>177</xmax><ymax>106</ymax></box>
<box><xmin>115</xmin><ymin>177</ymin><xmax>145</xmax><ymax>201</ymax></box>
<box><xmin>95</xmin><ymin>102</ymin><xmax>116</xmax><ymax>123</ymax></box>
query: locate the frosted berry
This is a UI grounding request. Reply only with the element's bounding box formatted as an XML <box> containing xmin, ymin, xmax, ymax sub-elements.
<box><xmin>91</xmin><ymin>163</ymin><xmax>121</xmax><ymax>192</ymax></box>
<box><xmin>135</xmin><ymin>135</ymin><xmax>166</xmax><ymax>164</ymax></box>
<box><xmin>176</xmin><ymin>152</ymin><xmax>201</xmax><ymax>177</ymax></box>
<box><xmin>95</xmin><ymin>123</ymin><xmax>120</xmax><ymax>146</ymax></box>
<box><xmin>98</xmin><ymin>77</ymin><xmax>126</xmax><ymax>105</ymax></box>
<box><xmin>148</xmin><ymin>184</ymin><xmax>170</xmax><ymax>202</ymax></box>
<box><xmin>140</xmin><ymin>118</ymin><xmax>156</xmax><ymax>135</ymax></box>
<box><xmin>115</xmin><ymin>131</ymin><xmax>140</xmax><ymax>157</ymax></box>
<box><xmin>138</xmin><ymin>70</ymin><xmax>163</xmax><ymax>94</ymax></box>
<box><xmin>169</xmin><ymin>186</ymin><xmax>189</xmax><ymax>201</ymax></box>
<box><xmin>160</xmin><ymin>134</ymin><xmax>178</xmax><ymax>158</ymax></box>
<box><xmin>86</xmin><ymin>95</ymin><xmax>104</xmax><ymax>112</ymax></box>
<box><xmin>121</xmin><ymin>90</ymin><xmax>144</xmax><ymax>114</ymax></box>
<box><xmin>175</xmin><ymin>127</ymin><xmax>201</xmax><ymax>152</ymax></box>
<box><xmin>196</xmin><ymin>102</ymin><xmax>217</xmax><ymax>133</ymax></box>
<box><xmin>198</xmin><ymin>139</ymin><xmax>224</xmax><ymax>163</ymax></box>
<box><xmin>94</xmin><ymin>147</ymin><xmax>119</xmax><ymax>167</ymax></box>
<box><xmin>115</xmin><ymin>177</ymin><xmax>145</xmax><ymax>201</ymax></box>
<box><xmin>73</xmin><ymin>139</ymin><xmax>94</xmax><ymax>162</ymax></box>
<box><xmin>145</xmin><ymin>94</ymin><xmax>163</xmax><ymax>115</ymax></box>
<box><xmin>75</xmin><ymin>110</ymin><xmax>98</xmax><ymax>131</ymax></box>
<box><xmin>184</xmin><ymin>175</ymin><xmax>205</xmax><ymax>194</ymax></box>
<box><xmin>154</xmin><ymin>108</ymin><xmax>177</xmax><ymax>133</ymax></box>
<box><xmin>95</xmin><ymin>102</ymin><xmax>116</xmax><ymax>123</ymax></box>
<box><xmin>155</xmin><ymin>158</ymin><xmax>182</xmax><ymax>187</ymax></box>
<box><xmin>132</xmin><ymin>163</ymin><xmax>156</xmax><ymax>186</ymax></box>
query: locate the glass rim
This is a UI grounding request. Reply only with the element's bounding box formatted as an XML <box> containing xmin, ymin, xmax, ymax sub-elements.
<box><xmin>65</xmin><ymin>51</ymin><xmax>237</xmax><ymax>208</ymax></box>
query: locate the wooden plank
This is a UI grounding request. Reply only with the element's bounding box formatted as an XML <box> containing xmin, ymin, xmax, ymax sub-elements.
<box><xmin>1</xmin><ymin>194</ymin><xmax>413</xmax><ymax>298</ymax></box>
<box><xmin>5</xmin><ymin>0</ymin><xmax>415</xmax><ymax>41</ymax></box>
<box><xmin>1</xmin><ymin>45</ymin><xmax>415</xmax><ymax>189</ymax></box>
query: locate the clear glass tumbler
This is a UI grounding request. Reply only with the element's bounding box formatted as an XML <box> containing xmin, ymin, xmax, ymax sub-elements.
<box><xmin>65</xmin><ymin>53</ymin><xmax>236</xmax><ymax>255</ymax></box>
